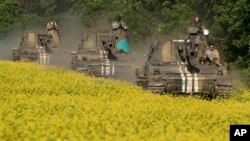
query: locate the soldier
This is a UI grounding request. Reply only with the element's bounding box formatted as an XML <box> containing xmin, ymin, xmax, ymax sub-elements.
<box><xmin>111</xmin><ymin>15</ymin><xmax>131</xmax><ymax>53</ymax></box>
<box><xmin>111</xmin><ymin>15</ymin><xmax>128</xmax><ymax>31</ymax></box>
<box><xmin>112</xmin><ymin>15</ymin><xmax>129</xmax><ymax>41</ymax></box>
<box><xmin>204</xmin><ymin>44</ymin><xmax>222</xmax><ymax>67</ymax></box>
<box><xmin>46</xmin><ymin>20</ymin><xmax>59</xmax><ymax>33</ymax></box>
<box><xmin>46</xmin><ymin>20</ymin><xmax>60</xmax><ymax>47</ymax></box>
<box><xmin>189</xmin><ymin>16</ymin><xmax>210</xmax><ymax>56</ymax></box>
<box><xmin>193</xmin><ymin>16</ymin><xmax>203</xmax><ymax>30</ymax></box>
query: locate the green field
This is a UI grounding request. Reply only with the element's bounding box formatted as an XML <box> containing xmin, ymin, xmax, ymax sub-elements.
<box><xmin>0</xmin><ymin>61</ymin><xmax>249</xmax><ymax>141</ymax></box>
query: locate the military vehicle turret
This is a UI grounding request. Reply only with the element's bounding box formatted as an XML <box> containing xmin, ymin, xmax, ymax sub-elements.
<box><xmin>70</xmin><ymin>31</ymin><xmax>134</xmax><ymax>80</ymax></box>
<box><xmin>12</xmin><ymin>32</ymin><xmax>59</xmax><ymax>64</ymax></box>
<box><xmin>135</xmin><ymin>27</ymin><xmax>232</xmax><ymax>98</ymax></box>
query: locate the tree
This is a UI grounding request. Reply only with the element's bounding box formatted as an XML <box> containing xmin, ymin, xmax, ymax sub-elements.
<box><xmin>0</xmin><ymin>0</ymin><xmax>20</xmax><ymax>33</ymax></box>
<box><xmin>213</xmin><ymin>0</ymin><xmax>250</xmax><ymax>68</ymax></box>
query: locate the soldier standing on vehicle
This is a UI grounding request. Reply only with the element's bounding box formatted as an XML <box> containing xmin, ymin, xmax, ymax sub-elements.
<box><xmin>205</xmin><ymin>44</ymin><xmax>222</xmax><ymax>67</ymax></box>
<box><xmin>47</xmin><ymin>20</ymin><xmax>59</xmax><ymax>34</ymax></box>
<box><xmin>112</xmin><ymin>15</ymin><xmax>128</xmax><ymax>31</ymax></box>
<box><xmin>190</xmin><ymin>16</ymin><xmax>210</xmax><ymax>56</ymax></box>
<box><xmin>111</xmin><ymin>15</ymin><xmax>129</xmax><ymax>42</ymax></box>
<box><xmin>46</xmin><ymin>20</ymin><xmax>60</xmax><ymax>47</ymax></box>
<box><xmin>193</xmin><ymin>16</ymin><xmax>203</xmax><ymax>31</ymax></box>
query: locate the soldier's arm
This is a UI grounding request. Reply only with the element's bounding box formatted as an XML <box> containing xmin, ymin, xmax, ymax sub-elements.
<box><xmin>54</xmin><ymin>22</ymin><xmax>59</xmax><ymax>30</ymax></box>
<box><xmin>121</xmin><ymin>21</ymin><xmax>128</xmax><ymax>30</ymax></box>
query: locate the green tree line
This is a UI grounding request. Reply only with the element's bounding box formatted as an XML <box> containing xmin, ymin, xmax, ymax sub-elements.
<box><xmin>0</xmin><ymin>0</ymin><xmax>249</xmax><ymax>87</ymax></box>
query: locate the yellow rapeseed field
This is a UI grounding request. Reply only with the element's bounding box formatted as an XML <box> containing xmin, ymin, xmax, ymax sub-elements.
<box><xmin>0</xmin><ymin>61</ymin><xmax>249</xmax><ymax>141</ymax></box>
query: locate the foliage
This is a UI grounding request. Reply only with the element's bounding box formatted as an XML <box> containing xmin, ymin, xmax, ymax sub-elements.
<box><xmin>0</xmin><ymin>0</ymin><xmax>75</xmax><ymax>35</ymax></box>
<box><xmin>158</xmin><ymin>3</ymin><xmax>195</xmax><ymax>34</ymax></box>
<box><xmin>213</xmin><ymin>0</ymin><xmax>250</xmax><ymax>68</ymax></box>
<box><xmin>75</xmin><ymin>0</ymin><xmax>156</xmax><ymax>39</ymax></box>
<box><xmin>75</xmin><ymin>0</ymin><xmax>196</xmax><ymax>37</ymax></box>
<box><xmin>0</xmin><ymin>0</ymin><xmax>20</xmax><ymax>33</ymax></box>
<box><xmin>0</xmin><ymin>61</ymin><xmax>250</xmax><ymax>140</ymax></box>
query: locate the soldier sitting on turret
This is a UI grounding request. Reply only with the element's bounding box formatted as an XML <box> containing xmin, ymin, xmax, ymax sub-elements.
<box><xmin>204</xmin><ymin>44</ymin><xmax>222</xmax><ymax>67</ymax></box>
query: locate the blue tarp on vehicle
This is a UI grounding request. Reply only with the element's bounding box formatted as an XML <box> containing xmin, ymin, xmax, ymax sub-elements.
<box><xmin>116</xmin><ymin>40</ymin><xmax>131</xmax><ymax>53</ymax></box>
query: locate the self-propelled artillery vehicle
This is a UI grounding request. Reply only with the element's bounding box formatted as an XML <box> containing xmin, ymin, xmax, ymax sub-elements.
<box><xmin>135</xmin><ymin>27</ymin><xmax>232</xmax><ymax>98</ymax></box>
<box><xmin>70</xmin><ymin>31</ymin><xmax>133</xmax><ymax>80</ymax></box>
<box><xmin>12</xmin><ymin>32</ymin><xmax>59</xmax><ymax>64</ymax></box>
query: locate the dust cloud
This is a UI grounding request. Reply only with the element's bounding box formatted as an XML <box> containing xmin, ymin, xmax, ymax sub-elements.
<box><xmin>229</xmin><ymin>70</ymin><xmax>247</xmax><ymax>89</ymax></box>
<box><xmin>49</xmin><ymin>16</ymin><xmax>112</xmax><ymax>69</ymax></box>
<box><xmin>48</xmin><ymin>16</ymin><xmax>83</xmax><ymax>69</ymax></box>
<box><xmin>0</xmin><ymin>20</ymin><xmax>186</xmax><ymax>84</ymax></box>
<box><xmin>51</xmin><ymin>16</ymin><xmax>152</xmax><ymax>83</ymax></box>
<box><xmin>117</xmin><ymin>35</ymin><xmax>186</xmax><ymax>83</ymax></box>
<box><xmin>0</xmin><ymin>30</ymin><xmax>24</xmax><ymax>60</ymax></box>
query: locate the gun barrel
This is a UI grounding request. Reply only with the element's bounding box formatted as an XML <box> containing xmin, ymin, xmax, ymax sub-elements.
<box><xmin>187</xmin><ymin>49</ymin><xmax>197</xmax><ymax>59</ymax></box>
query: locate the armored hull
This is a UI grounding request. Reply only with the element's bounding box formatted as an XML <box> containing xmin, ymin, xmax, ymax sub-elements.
<box><xmin>136</xmin><ymin>39</ymin><xmax>232</xmax><ymax>98</ymax></box>
<box><xmin>12</xmin><ymin>32</ymin><xmax>59</xmax><ymax>64</ymax></box>
<box><xmin>71</xmin><ymin>32</ymin><xmax>133</xmax><ymax>81</ymax></box>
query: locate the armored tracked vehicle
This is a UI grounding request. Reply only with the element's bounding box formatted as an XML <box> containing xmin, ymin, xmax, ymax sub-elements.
<box><xmin>12</xmin><ymin>32</ymin><xmax>59</xmax><ymax>64</ymax></box>
<box><xmin>71</xmin><ymin>32</ymin><xmax>134</xmax><ymax>81</ymax></box>
<box><xmin>135</xmin><ymin>27</ymin><xmax>232</xmax><ymax>98</ymax></box>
